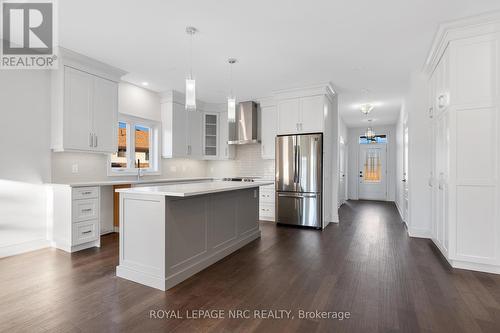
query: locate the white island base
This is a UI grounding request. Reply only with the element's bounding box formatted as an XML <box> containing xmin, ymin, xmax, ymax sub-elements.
<box><xmin>116</xmin><ymin>183</ymin><xmax>267</xmax><ymax>291</ymax></box>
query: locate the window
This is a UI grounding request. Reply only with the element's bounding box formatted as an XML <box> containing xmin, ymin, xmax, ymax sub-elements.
<box><xmin>109</xmin><ymin>116</ymin><xmax>160</xmax><ymax>175</ymax></box>
<box><xmin>359</xmin><ymin>134</ymin><xmax>387</xmax><ymax>144</ymax></box>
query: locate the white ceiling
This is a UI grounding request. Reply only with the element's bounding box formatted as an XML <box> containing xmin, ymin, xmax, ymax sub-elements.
<box><xmin>59</xmin><ymin>0</ymin><xmax>500</xmax><ymax>127</ymax></box>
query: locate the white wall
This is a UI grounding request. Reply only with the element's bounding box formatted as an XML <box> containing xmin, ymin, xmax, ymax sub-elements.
<box><xmin>405</xmin><ymin>72</ymin><xmax>432</xmax><ymax>238</ymax></box>
<box><xmin>0</xmin><ymin>71</ymin><xmax>52</xmax><ymax>257</ymax></box>
<box><xmin>119</xmin><ymin>81</ymin><xmax>161</xmax><ymax>121</ymax></box>
<box><xmin>347</xmin><ymin>125</ymin><xmax>397</xmax><ymax>201</ymax></box>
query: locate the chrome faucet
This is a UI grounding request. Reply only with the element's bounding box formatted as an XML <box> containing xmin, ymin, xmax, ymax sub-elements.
<box><xmin>136</xmin><ymin>159</ymin><xmax>143</xmax><ymax>181</ymax></box>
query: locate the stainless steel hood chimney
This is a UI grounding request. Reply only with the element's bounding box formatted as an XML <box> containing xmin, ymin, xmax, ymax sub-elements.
<box><xmin>228</xmin><ymin>101</ymin><xmax>259</xmax><ymax>144</ymax></box>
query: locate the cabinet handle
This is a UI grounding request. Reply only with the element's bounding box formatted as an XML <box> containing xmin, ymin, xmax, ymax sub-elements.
<box><xmin>438</xmin><ymin>95</ymin><xmax>447</xmax><ymax>109</ymax></box>
<box><xmin>429</xmin><ymin>107</ymin><xmax>433</xmax><ymax>119</ymax></box>
<box><xmin>82</xmin><ymin>208</ymin><xmax>93</xmax><ymax>212</ymax></box>
<box><xmin>82</xmin><ymin>230</ymin><xmax>92</xmax><ymax>234</ymax></box>
<box><xmin>81</xmin><ymin>191</ymin><xmax>92</xmax><ymax>195</ymax></box>
<box><xmin>89</xmin><ymin>133</ymin><xmax>93</xmax><ymax>147</ymax></box>
<box><xmin>94</xmin><ymin>134</ymin><xmax>98</xmax><ymax>148</ymax></box>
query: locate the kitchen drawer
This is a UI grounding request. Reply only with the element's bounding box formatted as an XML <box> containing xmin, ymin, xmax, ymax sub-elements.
<box><xmin>72</xmin><ymin>199</ymin><xmax>99</xmax><ymax>222</ymax></box>
<box><xmin>72</xmin><ymin>219</ymin><xmax>99</xmax><ymax>245</ymax></box>
<box><xmin>260</xmin><ymin>191</ymin><xmax>275</xmax><ymax>203</ymax></box>
<box><xmin>259</xmin><ymin>203</ymin><xmax>275</xmax><ymax>221</ymax></box>
<box><xmin>72</xmin><ymin>187</ymin><xmax>99</xmax><ymax>200</ymax></box>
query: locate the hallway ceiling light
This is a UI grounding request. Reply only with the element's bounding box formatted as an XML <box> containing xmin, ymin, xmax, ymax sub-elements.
<box><xmin>185</xmin><ymin>26</ymin><xmax>197</xmax><ymax>111</ymax></box>
<box><xmin>365</xmin><ymin>119</ymin><xmax>375</xmax><ymax>140</ymax></box>
<box><xmin>227</xmin><ymin>58</ymin><xmax>237</xmax><ymax>123</ymax></box>
<box><xmin>360</xmin><ymin>103</ymin><xmax>374</xmax><ymax>115</ymax></box>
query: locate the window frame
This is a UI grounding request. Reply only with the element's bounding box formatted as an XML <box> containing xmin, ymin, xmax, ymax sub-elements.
<box><xmin>108</xmin><ymin>115</ymin><xmax>161</xmax><ymax>176</ymax></box>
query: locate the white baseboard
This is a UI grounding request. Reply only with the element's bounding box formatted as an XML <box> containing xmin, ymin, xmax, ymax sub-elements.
<box><xmin>408</xmin><ymin>227</ymin><xmax>431</xmax><ymax>239</ymax></box>
<box><xmin>450</xmin><ymin>259</ymin><xmax>500</xmax><ymax>274</ymax></box>
<box><xmin>395</xmin><ymin>201</ymin><xmax>405</xmax><ymax>222</ymax></box>
<box><xmin>0</xmin><ymin>239</ymin><xmax>50</xmax><ymax>258</ymax></box>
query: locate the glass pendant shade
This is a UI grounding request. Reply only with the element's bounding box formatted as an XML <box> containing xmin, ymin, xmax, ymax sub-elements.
<box><xmin>365</xmin><ymin>127</ymin><xmax>375</xmax><ymax>140</ymax></box>
<box><xmin>185</xmin><ymin>78</ymin><xmax>196</xmax><ymax>111</ymax></box>
<box><xmin>228</xmin><ymin>97</ymin><xmax>236</xmax><ymax>123</ymax></box>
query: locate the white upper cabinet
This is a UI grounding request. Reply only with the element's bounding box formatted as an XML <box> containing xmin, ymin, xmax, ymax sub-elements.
<box><xmin>92</xmin><ymin>76</ymin><xmax>118</xmax><ymax>153</ymax></box>
<box><xmin>218</xmin><ymin>111</ymin><xmax>235</xmax><ymax>160</ymax></box>
<box><xmin>161</xmin><ymin>100</ymin><xmax>203</xmax><ymax>159</ymax></box>
<box><xmin>51</xmin><ymin>47</ymin><xmax>125</xmax><ymax>153</ymax></box>
<box><xmin>277</xmin><ymin>95</ymin><xmax>324</xmax><ymax>134</ymax></box>
<box><xmin>277</xmin><ymin>99</ymin><xmax>300</xmax><ymax>134</ymax></box>
<box><xmin>299</xmin><ymin>95</ymin><xmax>324</xmax><ymax>133</ymax></box>
<box><xmin>63</xmin><ymin>67</ymin><xmax>93</xmax><ymax>151</ymax></box>
<box><xmin>203</xmin><ymin>113</ymin><xmax>219</xmax><ymax>159</ymax></box>
<box><xmin>261</xmin><ymin>105</ymin><xmax>277</xmax><ymax>159</ymax></box>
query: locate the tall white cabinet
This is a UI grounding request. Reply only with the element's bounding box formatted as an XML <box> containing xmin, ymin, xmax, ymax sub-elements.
<box><xmin>427</xmin><ymin>17</ymin><xmax>500</xmax><ymax>274</ymax></box>
<box><xmin>51</xmin><ymin>48</ymin><xmax>126</xmax><ymax>153</ymax></box>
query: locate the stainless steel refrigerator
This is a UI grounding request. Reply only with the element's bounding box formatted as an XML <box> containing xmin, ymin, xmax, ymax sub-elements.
<box><xmin>275</xmin><ymin>133</ymin><xmax>322</xmax><ymax>229</ymax></box>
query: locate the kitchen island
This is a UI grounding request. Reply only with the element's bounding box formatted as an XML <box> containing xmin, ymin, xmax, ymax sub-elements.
<box><xmin>115</xmin><ymin>181</ymin><xmax>273</xmax><ymax>291</ymax></box>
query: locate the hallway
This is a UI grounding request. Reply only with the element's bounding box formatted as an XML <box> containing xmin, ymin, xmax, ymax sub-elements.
<box><xmin>1</xmin><ymin>200</ymin><xmax>500</xmax><ymax>332</ymax></box>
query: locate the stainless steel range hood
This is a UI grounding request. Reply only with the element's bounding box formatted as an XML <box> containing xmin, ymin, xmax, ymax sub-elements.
<box><xmin>228</xmin><ymin>101</ymin><xmax>259</xmax><ymax>145</ymax></box>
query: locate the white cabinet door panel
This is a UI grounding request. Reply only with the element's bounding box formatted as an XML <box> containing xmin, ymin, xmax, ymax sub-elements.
<box><xmin>92</xmin><ymin>76</ymin><xmax>118</xmax><ymax>153</ymax></box>
<box><xmin>300</xmin><ymin>95</ymin><xmax>324</xmax><ymax>133</ymax></box>
<box><xmin>277</xmin><ymin>99</ymin><xmax>300</xmax><ymax>134</ymax></box>
<box><xmin>188</xmin><ymin>111</ymin><xmax>203</xmax><ymax>159</ymax></box>
<box><xmin>64</xmin><ymin>67</ymin><xmax>93</xmax><ymax>151</ymax></box>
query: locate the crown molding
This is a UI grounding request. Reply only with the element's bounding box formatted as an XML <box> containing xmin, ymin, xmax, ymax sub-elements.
<box><xmin>58</xmin><ymin>46</ymin><xmax>127</xmax><ymax>82</ymax></box>
<box><xmin>424</xmin><ymin>11</ymin><xmax>500</xmax><ymax>75</ymax></box>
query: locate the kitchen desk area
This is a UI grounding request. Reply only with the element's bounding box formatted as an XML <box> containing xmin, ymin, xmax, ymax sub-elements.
<box><xmin>115</xmin><ymin>181</ymin><xmax>273</xmax><ymax>290</ymax></box>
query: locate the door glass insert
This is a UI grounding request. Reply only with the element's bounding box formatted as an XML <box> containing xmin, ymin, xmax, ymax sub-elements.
<box><xmin>363</xmin><ymin>149</ymin><xmax>382</xmax><ymax>182</ymax></box>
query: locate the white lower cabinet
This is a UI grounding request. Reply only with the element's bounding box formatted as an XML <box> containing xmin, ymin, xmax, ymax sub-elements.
<box><xmin>427</xmin><ymin>21</ymin><xmax>500</xmax><ymax>274</ymax></box>
<box><xmin>52</xmin><ymin>186</ymin><xmax>101</xmax><ymax>252</ymax></box>
<box><xmin>259</xmin><ymin>184</ymin><xmax>275</xmax><ymax>221</ymax></box>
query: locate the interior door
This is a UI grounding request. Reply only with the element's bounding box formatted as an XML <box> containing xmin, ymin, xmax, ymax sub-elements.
<box><xmin>93</xmin><ymin>76</ymin><xmax>118</xmax><ymax>153</ymax></box>
<box><xmin>296</xmin><ymin>134</ymin><xmax>322</xmax><ymax>193</ymax></box>
<box><xmin>339</xmin><ymin>139</ymin><xmax>346</xmax><ymax>206</ymax></box>
<box><xmin>358</xmin><ymin>144</ymin><xmax>387</xmax><ymax>200</ymax></box>
<box><xmin>403</xmin><ymin>125</ymin><xmax>409</xmax><ymax>222</ymax></box>
<box><xmin>276</xmin><ymin>135</ymin><xmax>297</xmax><ymax>192</ymax></box>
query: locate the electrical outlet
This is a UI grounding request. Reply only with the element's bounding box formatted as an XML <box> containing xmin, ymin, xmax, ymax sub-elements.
<box><xmin>71</xmin><ymin>164</ymin><xmax>79</xmax><ymax>174</ymax></box>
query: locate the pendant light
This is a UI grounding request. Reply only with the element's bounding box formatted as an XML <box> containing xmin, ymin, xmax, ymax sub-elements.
<box><xmin>185</xmin><ymin>26</ymin><xmax>197</xmax><ymax>111</ymax></box>
<box><xmin>365</xmin><ymin>119</ymin><xmax>375</xmax><ymax>140</ymax></box>
<box><xmin>360</xmin><ymin>103</ymin><xmax>374</xmax><ymax>115</ymax></box>
<box><xmin>227</xmin><ymin>58</ymin><xmax>237</xmax><ymax>123</ymax></box>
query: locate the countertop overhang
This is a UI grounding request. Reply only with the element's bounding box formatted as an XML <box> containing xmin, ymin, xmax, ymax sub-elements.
<box><xmin>115</xmin><ymin>181</ymin><xmax>274</xmax><ymax>197</ymax></box>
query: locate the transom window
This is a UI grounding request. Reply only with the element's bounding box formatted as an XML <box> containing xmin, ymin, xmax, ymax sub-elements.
<box><xmin>109</xmin><ymin>116</ymin><xmax>160</xmax><ymax>175</ymax></box>
<box><xmin>359</xmin><ymin>134</ymin><xmax>387</xmax><ymax>144</ymax></box>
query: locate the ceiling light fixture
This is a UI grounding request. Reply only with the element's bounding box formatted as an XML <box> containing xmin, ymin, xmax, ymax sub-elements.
<box><xmin>360</xmin><ymin>103</ymin><xmax>374</xmax><ymax>115</ymax></box>
<box><xmin>185</xmin><ymin>26</ymin><xmax>197</xmax><ymax>111</ymax></box>
<box><xmin>227</xmin><ymin>58</ymin><xmax>237</xmax><ymax>123</ymax></box>
<box><xmin>365</xmin><ymin>119</ymin><xmax>375</xmax><ymax>140</ymax></box>
<box><xmin>141</xmin><ymin>82</ymin><xmax>149</xmax><ymax>86</ymax></box>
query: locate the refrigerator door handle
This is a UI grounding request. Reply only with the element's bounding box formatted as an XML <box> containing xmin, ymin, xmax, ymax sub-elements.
<box><xmin>278</xmin><ymin>193</ymin><xmax>317</xmax><ymax>199</ymax></box>
<box><xmin>297</xmin><ymin>144</ymin><xmax>301</xmax><ymax>186</ymax></box>
<box><xmin>293</xmin><ymin>143</ymin><xmax>298</xmax><ymax>183</ymax></box>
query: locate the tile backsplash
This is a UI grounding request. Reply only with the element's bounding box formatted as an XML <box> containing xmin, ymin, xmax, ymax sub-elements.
<box><xmin>207</xmin><ymin>144</ymin><xmax>274</xmax><ymax>180</ymax></box>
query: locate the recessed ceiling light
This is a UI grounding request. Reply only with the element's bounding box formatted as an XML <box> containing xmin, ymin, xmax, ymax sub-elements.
<box><xmin>141</xmin><ymin>82</ymin><xmax>149</xmax><ymax>86</ymax></box>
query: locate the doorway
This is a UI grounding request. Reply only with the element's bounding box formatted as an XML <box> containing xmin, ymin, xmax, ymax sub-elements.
<box><xmin>358</xmin><ymin>139</ymin><xmax>387</xmax><ymax>200</ymax></box>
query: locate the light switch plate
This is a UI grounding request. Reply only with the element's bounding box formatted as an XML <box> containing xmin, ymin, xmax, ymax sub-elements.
<box><xmin>72</xmin><ymin>164</ymin><xmax>79</xmax><ymax>174</ymax></box>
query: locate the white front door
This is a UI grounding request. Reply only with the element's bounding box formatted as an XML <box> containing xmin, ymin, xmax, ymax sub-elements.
<box><xmin>358</xmin><ymin>144</ymin><xmax>387</xmax><ymax>200</ymax></box>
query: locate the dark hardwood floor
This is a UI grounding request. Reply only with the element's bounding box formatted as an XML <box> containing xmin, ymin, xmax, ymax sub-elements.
<box><xmin>2</xmin><ymin>200</ymin><xmax>500</xmax><ymax>332</ymax></box>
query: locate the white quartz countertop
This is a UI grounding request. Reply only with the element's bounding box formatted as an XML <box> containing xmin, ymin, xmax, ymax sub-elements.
<box><xmin>115</xmin><ymin>181</ymin><xmax>274</xmax><ymax>197</ymax></box>
<box><xmin>50</xmin><ymin>177</ymin><xmax>213</xmax><ymax>188</ymax></box>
